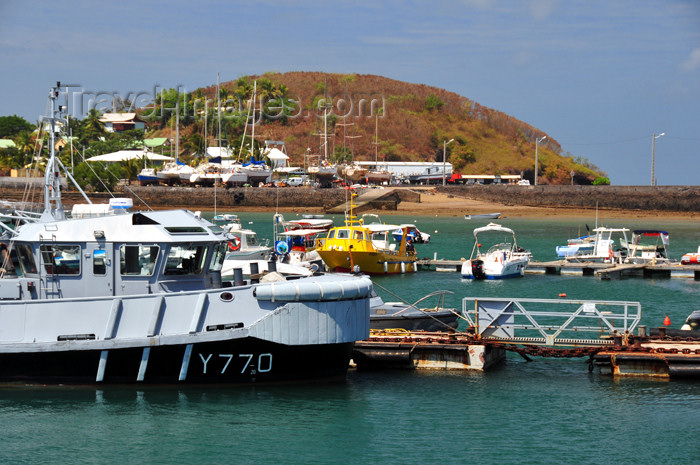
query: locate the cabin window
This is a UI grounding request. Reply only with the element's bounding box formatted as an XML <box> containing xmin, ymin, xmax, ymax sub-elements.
<box><xmin>93</xmin><ymin>249</ymin><xmax>107</xmax><ymax>275</ymax></box>
<box><xmin>0</xmin><ymin>244</ymin><xmax>20</xmax><ymax>276</ymax></box>
<box><xmin>15</xmin><ymin>244</ymin><xmax>36</xmax><ymax>274</ymax></box>
<box><xmin>164</xmin><ymin>244</ymin><xmax>207</xmax><ymax>275</ymax></box>
<box><xmin>326</xmin><ymin>229</ymin><xmax>336</xmax><ymax>239</ymax></box>
<box><xmin>209</xmin><ymin>243</ymin><xmax>227</xmax><ymax>272</ymax></box>
<box><xmin>246</xmin><ymin>233</ymin><xmax>258</xmax><ymax>246</ymax></box>
<box><xmin>337</xmin><ymin>229</ymin><xmax>349</xmax><ymax>239</ymax></box>
<box><xmin>165</xmin><ymin>226</ymin><xmax>207</xmax><ymax>235</ymax></box>
<box><xmin>120</xmin><ymin>245</ymin><xmax>159</xmax><ymax>276</ymax></box>
<box><xmin>39</xmin><ymin>244</ymin><xmax>81</xmax><ymax>275</ymax></box>
<box><xmin>354</xmin><ymin>230</ymin><xmax>364</xmax><ymax>241</ymax></box>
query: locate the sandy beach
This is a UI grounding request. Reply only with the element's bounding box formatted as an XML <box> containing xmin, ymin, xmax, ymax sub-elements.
<box><xmin>215</xmin><ymin>188</ymin><xmax>696</xmax><ymax>221</ymax></box>
<box><xmin>390</xmin><ymin>188</ymin><xmax>698</xmax><ymax>221</ymax></box>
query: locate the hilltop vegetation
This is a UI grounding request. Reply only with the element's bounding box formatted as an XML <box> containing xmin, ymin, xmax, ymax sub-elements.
<box><xmin>0</xmin><ymin>73</ymin><xmax>606</xmax><ymax>186</ymax></box>
<box><xmin>145</xmin><ymin>72</ymin><xmax>605</xmax><ymax>185</ymax></box>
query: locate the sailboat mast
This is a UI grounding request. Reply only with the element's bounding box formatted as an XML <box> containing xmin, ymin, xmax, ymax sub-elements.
<box><xmin>175</xmin><ymin>98</ymin><xmax>180</xmax><ymax>162</ymax></box>
<box><xmin>374</xmin><ymin>113</ymin><xmax>378</xmax><ymax>165</ymax></box>
<box><xmin>217</xmin><ymin>71</ymin><xmax>221</xmax><ymax>150</ymax></box>
<box><xmin>204</xmin><ymin>99</ymin><xmax>208</xmax><ymax>155</ymax></box>
<box><xmin>323</xmin><ymin>78</ymin><xmax>328</xmax><ymax>162</ymax></box>
<box><xmin>250</xmin><ymin>80</ymin><xmax>256</xmax><ymax>159</ymax></box>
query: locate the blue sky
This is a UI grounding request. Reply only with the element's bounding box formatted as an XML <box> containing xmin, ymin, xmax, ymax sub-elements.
<box><xmin>1</xmin><ymin>0</ymin><xmax>698</xmax><ymax>185</ymax></box>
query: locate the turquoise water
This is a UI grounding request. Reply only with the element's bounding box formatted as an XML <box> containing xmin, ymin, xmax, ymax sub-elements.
<box><xmin>0</xmin><ymin>213</ymin><xmax>698</xmax><ymax>464</ymax></box>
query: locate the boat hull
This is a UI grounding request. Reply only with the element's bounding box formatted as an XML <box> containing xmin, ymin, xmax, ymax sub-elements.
<box><xmin>460</xmin><ymin>258</ymin><xmax>528</xmax><ymax>279</ymax></box>
<box><xmin>0</xmin><ymin>338</ymin><xmax>353</xmax><ymax>385</ymax></box>
<box><xmin>317</xmin><ymin>250</ymin><xmax>417</xmax><ymax>275</ymax></box>
<box><xmin>370</xmin><ymin>313</ymin><xmax>458</xmax><ymax>332</ymax></box>
<box><xmin>137</xmin><ymin>175</ymin><xmax>158</xmax><ymax>186</ymax></box>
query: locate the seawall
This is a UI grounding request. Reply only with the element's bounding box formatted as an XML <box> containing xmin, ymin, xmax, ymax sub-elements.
<box><xmin>0</xmin><ymin>177</ymin><xmax>697</xmax><ymax>213</ymax></box>
<box><xmin>436</xmin><ymin>185</ymin><xmax>699</xmax><ymax>213</ymax></box>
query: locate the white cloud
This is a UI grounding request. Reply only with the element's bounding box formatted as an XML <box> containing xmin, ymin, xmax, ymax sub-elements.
<box><xmin>680</xmin><ymin>47</ymin><xmax>700</xmax><ymax>70</ymax></box>
<box><xmin>530</xmin><ymin>0</ymin><xmax>558</xmax><ymax>20</ymax></box>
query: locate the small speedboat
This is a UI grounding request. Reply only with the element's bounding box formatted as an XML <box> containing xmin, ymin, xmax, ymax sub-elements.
<box><xmin>461</xmin><ymin>223</ymin><xmax>531</xmax><ymax>279</ymax></box>
<box><xmin>681</xmin><ymin>246</ymin><xmax>700</xmax><ymax>265</ymax></box>
<box><xmin>370</xmin><ymin>290</ymin><xmax>458</xmax><ymax>332</ymax></box>
<box><xmin>391</xmin><ymin>224</ymin><xmax>430</xmax><ymax>244</ymax></box>
<box><xmin>681</xmin><ymin>310</ymin><xmax>700</xmax><ymax>331</ymax></box>
<box><xmin>464</xmin><ymin>213</ymin><xmax>501</xmax><ymax>220</ymax></box>
<box><xmin>556</xmin><ymin>235</ymin><xmax>595</xmax><ymax>258</ymax></box>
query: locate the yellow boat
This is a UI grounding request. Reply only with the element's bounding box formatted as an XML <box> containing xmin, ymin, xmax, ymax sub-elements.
<box><xmin>315</xmin><ymin>194</ymin><xmax>418</xmax><ymax>275</ymax></box>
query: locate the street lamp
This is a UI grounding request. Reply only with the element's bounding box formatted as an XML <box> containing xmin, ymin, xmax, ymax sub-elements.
<box><xmin>651</xmin><ymin>132</ymin><xmax>665</xmax><ymax>186</ymax></box>
<box><xmin>442</xmin><ymin>138</ymin><xmax>454</xmax><ymax>186</ymax></box>
<box><xmin>535</xmin><ymin>136</ymin><xmax>547</xmax><ymax>186</ymax></box>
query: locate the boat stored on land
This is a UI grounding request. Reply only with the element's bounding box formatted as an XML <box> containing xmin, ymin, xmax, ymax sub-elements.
<box><xmin>461</xmin><ymin>223</ymin><xmax>531</xmax><ymax>279</ymax></box>
<box><xmin>0</xmin><ymin>83</ymin><xmax>373</xmax><ymax>385</ymax></box>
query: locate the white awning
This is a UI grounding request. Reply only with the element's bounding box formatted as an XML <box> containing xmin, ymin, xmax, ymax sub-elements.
<box><xmin>278</xmin><ymin>228</ymin><xmax>327</xmax><ymax>236</ymax></box>
<box><xmin>264</xmin><ymin>148</ymin><xmax>289</xmax><ymax>160</ymax></box>
<box><xmin>473</xmin><ymin>222</ymin><xmax>515</xmax><ymax>237</ymax></box>
<box><xmin>86</xmin><ymin>150</ymin><xmax>174</xmax><ymax>162</ymax></box>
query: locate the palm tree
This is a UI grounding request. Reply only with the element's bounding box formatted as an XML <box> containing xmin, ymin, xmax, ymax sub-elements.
<box><xmin>81</xmin><ymin>109</ymin><xmax>106</xmax><ymax>144</ymax></box>
<box><xmin>121</xmin><ymin>157</ymin><xmax>142</xmax><ymax>185</ymax></box>
<box><xmin>13</xmin><ymin>130</ymin><xmax>35</xmax><ymax>169</ymax></box>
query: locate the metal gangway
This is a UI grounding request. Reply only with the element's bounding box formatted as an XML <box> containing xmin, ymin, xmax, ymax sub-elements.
<box><xmin>462</xmin><ymin>297</ymin><xmax>642</xmax><ymax>347</ymax></box>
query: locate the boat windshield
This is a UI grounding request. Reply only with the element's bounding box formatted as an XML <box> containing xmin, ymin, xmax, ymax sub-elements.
<box><xmin>15</xmin><ymin>243</ymin><xmax>36</xmax><ymax>275</ymax></box>
<box><xmin>164</xmin><ymin>244</ymin><xmax>208</xmax><ymax>275</ymax></box>
<box><xmin>485</xmin><ymin>243</ymin><xmax>513</xmax><ymax>255</ymax></box>
<box><xmin>208</xmin><ymin>242</ymin><xmax>227</xmax><ymax>272</ymax></box>
<box><xmin>245</xmin><ymin>232</ymin><xmax>258</xmax><ymax>246</ymax></box>
<box><xmin>121</xmin><ymin>245</ymin><xmax>159</xmax><ymax>276</ymax></box>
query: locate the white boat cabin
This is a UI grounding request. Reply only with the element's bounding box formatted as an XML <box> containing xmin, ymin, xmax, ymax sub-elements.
<box><xmin>0</xmin><ymin>209</ymin><xmax>229</xmax><ymax>300</ymax></box>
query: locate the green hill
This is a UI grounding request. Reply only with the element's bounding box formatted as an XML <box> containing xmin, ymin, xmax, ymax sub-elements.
<box><xmin>146</xmin><ymin>72</ymin><xmax>605</xmax><ymax>185</ymax></box>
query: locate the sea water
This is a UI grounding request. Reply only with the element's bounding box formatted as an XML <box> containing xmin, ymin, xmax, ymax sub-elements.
<box><xmin>0</xmin><ymin>213</ymin><xmax>698</xmax><ymax>464</ymax></box>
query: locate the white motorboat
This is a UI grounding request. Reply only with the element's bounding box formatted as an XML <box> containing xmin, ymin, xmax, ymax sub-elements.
<box><xmin>0</xmin><ymin>83</ymin><xmax>373</xmax><ymax>385</ymax></box>
<box><xmin>555</xmin><ymin>235</ymin><xmax>596</xmax><ymax>258</ymax></box>
<box><xmin>461</xmin><ymin>223</ymin><xmax>531</xmax><ymax>279</ymax></box>
<box><xmin>223</xmin><ymin>228</ymin><xmax>271</xmax><ymax>260</ymax></box>
<box><xmin>564</xmin><ymin>227</ymin><xmax>631</xmax><ymax>263</ymax></box>
<box><xmin>391</xmin><ymin>224</ymin><xmax>430</xmax><ymax>244</ymax></box>
<box><xmin>622</xmin><ymin>230</ymin><xmax>672</xmax><ymax>264</ymax></box>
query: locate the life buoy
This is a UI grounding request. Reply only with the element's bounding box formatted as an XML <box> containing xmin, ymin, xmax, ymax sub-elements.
<box><xmin>228</xmin><ymin>237</ymin><xmax>241</xmax><ymax>251</ymax></box>
<box><xmin>275</xmin><ymin>241</ymin><xmax>290</xmax><ymax>255</ymax></box>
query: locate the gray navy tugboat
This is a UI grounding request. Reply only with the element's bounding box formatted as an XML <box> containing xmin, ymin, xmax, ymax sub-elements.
<box><xmin>0</xmin><ymin>83</ymin><xmax>372</xmax><ymax>384</ymax></box>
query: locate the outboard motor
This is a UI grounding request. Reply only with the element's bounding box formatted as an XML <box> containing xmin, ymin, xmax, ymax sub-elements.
<box><xmin>471</xmin><ymin>259</ymin><xmax>486</xmax><ymax>280</ymax></box>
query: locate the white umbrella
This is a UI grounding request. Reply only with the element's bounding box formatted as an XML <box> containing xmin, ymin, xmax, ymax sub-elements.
<box><xmin>86</xmin><ymin>150</ymin><xmax>174</xmax><ymax>162</ymax></box>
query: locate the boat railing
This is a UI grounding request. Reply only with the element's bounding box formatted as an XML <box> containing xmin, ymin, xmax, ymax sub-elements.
<box><xmin>462</xmin><ymin>297</ymin><xmax>642</xmax><ymax>346</ymax></box>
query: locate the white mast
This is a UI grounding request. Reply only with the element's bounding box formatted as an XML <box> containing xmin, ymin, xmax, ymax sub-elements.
<box><xmin>40</xmin><ymin>82</ymin><xmax>66</xmax><ymax>221</ymax></box>
<box><xmin>250</xmin><ymin>80</ymin><xmax>256</xmax><ymax>160</ymax></box>
<box><xmin>175</xmin><ymin>97</ymin><xmax>180</xmax><ymax>162</ymax></box>
<box><xmin>217</xmin><ymin>71</ymin><xmax>222</xmax><ymax>150</ymax></box>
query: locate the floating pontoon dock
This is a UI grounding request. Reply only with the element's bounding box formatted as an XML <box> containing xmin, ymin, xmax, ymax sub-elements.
<box><xmin>415</xmin><ymin>258</ymin><xmax>700</xmax><ymax>279</ymax></box>
<box><xmin>353</xmin><ymin>297</ymin><xmax>700</xmax><ymax>378</ymax></box>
